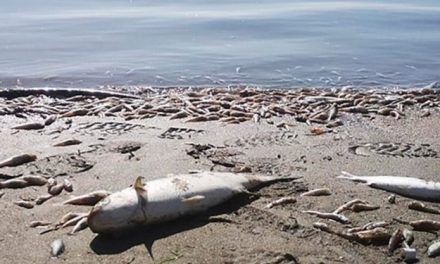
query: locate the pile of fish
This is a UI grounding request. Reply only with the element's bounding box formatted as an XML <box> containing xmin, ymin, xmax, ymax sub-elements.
<box><xmin>0</xmin><ymin>87</ymin><xmax>438</xmax><ymax>128</ymax></box>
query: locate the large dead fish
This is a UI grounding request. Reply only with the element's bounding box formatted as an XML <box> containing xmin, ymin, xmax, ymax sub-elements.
<box><xmin>88</xmin><ymin>171</ymin><xmax>299</xmax><ymax>233</ymax></box>
<box><xmin>337</xmin><ymin>171</ymin><xmax>440</xmax><ymax>202</ymax></box>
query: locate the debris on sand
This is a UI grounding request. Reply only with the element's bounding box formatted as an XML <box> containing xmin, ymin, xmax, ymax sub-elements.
<box><xmin>266</xmin><ymin>197</ymin><xmax>297</xmax><ymax>208</ymax></box>
<box><xmin>300</xmin><ymin>188</ymin><xmax>331</xmax><ymax>197</ymax></box>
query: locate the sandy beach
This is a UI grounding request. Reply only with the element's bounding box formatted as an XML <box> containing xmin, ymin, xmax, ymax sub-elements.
<box><xmin>0</xmin><ymin>87</ymin><xmax>439</xmax><ymax>263</ymax></box>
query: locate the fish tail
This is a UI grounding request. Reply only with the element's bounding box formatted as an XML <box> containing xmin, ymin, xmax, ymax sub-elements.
<box><xmin>337</xmin><ymin>171</ymin><xmax>365</xmax><ymax>182</ymax></box>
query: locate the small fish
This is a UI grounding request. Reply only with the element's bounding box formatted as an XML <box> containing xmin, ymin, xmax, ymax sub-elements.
<box><xmin>48</xmin><ymin>182</ymin><xmax>64</xmax><ymax>196</ymax></box>
<box><xmin>310</xmin><ymin>127</ymin><xmax>326</xmax><ymax>135</ymax></box>
<box><xmin>70</xmin><ymin>217</ymin><xmax>88</xmax><ymax>235</ymax></box>
<box><xmin>62</xmin><ymin>190</ymin><xmax>111</xmax><ymax>206</ymax></box>
<box><xmin>169</xmin><ymin>111</ymin><xmax>188</xmax><ymax>120</ymax></box>
<box><xmin>30</xmin><ymin>221</ymin><xmax>51</xmax><ymax>228</ymax></box>
<box><xmin>44</xmin><ymin>115</ymin><xmax>57</xmax><ymax>126</ymax></box>
<box><xmin>410</xmin><ymin>220</ymin><xmax>440</xmax><ymax>232</ymax></box>
<box><xmin>428</xmin><ymin>240</ymin><xmax>440</xmax><ymax>258</ymax></box>
<box><xmin>14</xmin><ymin>200</ymin><xmax>34</xmax><ymax>209</ymax></box>
<box><xmin>61</xmin><ymin>109</ymin><xmax>88</xmax><ymax>118</ymax></box>
<box><xmin>388</xmin><ymin>229</ymin><xmax>404</xmax><ymax>255</ymax></box>
<box><xmin>355</xmin><ymin>228</ymin><xmax>390</xmax><ymax>244</ymax></box>
<box><xmin>301</xmin><ymin>188</ymin><xmax>331</xmax><ymax>197</ymax></box>
<box><xmin>21</xmin><ymin>175</ymin><xmax>47</xmax><ymax>186</ymax></box>
<box><xmin>333</xmin><ymin>199</ymin><xmax>366</xmax><ymax>214</ymax></box>
<box><xmin>50</xmin><ymin>239</ymin><xmax>65</xmax><ymax>257</ymax></box>
<box><xmin>266</xmin><ymin>197</ymin><xmax>297</xmax><ymax>208</ymax></box>
<box><xmin>12</xmin><ymin>122</ymin><xmax>45</xmax><ymax>130</ymax></box>
<box><xmin>0</xmin><ymin>154</ymin><xmax>37</xmax><ymax>168</ymax></box>
<box><xmin>53</xmin><ymin>139</ymin><xmax>82</xmax><ymax>147</ymax></box>
<box><xmin>337</xmin><ymin>171</ymin><xmax>440</xmax><ymax>202</ymax></box>
<box><xmin>302</xmin><ymin>210</ymin><xmax>350</xmax><ymax>224</ymax></box>
<box><xmin>57</xmin><ymin>212</ymin><xmax>86</xmax><ymax>227</ymax></box>
<box><xmin>350</xmin><ymin>203</ymin><xmax>380</xmax><ymax>212</ymax></box>
<box><xmin>63</xmin><ymin>179</ymin><xmax>73</xmax><ymax>192</ymax></box>
<box><xmin>186</xmin><ymin>116</ymin><xmax>208</xmax><ymax>122</ymax></box>
<box><xmin>0</xmin><ymin>179</ymin><xmax>28</xmax><ymax>189</ymax></box>
<box><xmin>61</xmin><ymin>214</ymin><xmax>87</xmax><ymax>229</ymax></box>
<box><xmin>408</xmin><ymin>201</ymin><xmax>440</xmax><ymax>214</ymax></box>
<box><xmin>35</xmin><ymin>194</ymin><xmax>53</xmax><ymax>205</ymax></box>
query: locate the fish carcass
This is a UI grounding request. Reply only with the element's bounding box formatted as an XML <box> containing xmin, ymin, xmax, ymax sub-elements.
<box><xmin>88</xmin><ymin>171</ymin><xmax>299</xmax><ymax>233</ymax></box>
<box><xmin>337</xmin><ymin>171</ymin><xmax>440</xmax><ymax>202</ymax></box>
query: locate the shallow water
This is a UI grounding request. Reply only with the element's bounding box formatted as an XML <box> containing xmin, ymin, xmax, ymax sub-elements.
<box><xmin>0</xmin><ymin>0</ymin><xmax>439</xmax><ymax>88</ymax></box>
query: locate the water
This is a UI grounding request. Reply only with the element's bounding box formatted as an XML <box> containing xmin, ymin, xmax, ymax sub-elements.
<box><xmin>1</xmin><ymin>0</ymin><xmax>439</xmax><ymax>88</ymax></box>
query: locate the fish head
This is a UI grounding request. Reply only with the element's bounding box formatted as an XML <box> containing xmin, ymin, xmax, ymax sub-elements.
<box><xmin>88</xmin><ymin>188</ymin><xmax>144</xmax><ymax>234</ymax></box>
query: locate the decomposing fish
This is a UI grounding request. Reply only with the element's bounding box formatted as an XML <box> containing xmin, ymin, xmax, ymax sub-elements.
<box><xmin>409</xmin><ymin>220</ymin><xmax>440</xmax><ymax>232</ymax></box>
<box><xmin>14</xmin><ymin>201</ymin><xmax>34</xmax><ymax>209</ymax></box>
<box><xmin>36</xmin><ymin>194</ymin><xmax>53</xmax><ymax>205</ymax></box>
<box><xmin>428</xmin><ymin>240</ymin><xmax>440</xmax><ymax>258</ymax></box>
<box><xmin>21</xmin><ymin>175</ymin><xmax>47</xmax><ymax>186</ymax></box>
<box><xmin>302</xmin><ymin>210</ymin><xmax>350</xmax><ymax>224</ymax></box>
<box><xmin>30</xmin><ymin>221</ymin><xmax>51</xmax><ymax>228</ymax></box>
<box><xmin>62</xmin><ymin>190</ymin><xmax>111</xmax><ymax>206</ymax></box>
<box><xmin>62</xmin><ymin>214</ymin><xmax>88</xmax><ymax>229</ymax></box>
<box><xmin>333</xmin><ymin>199</ymin><xmax>366</xmax><ymax>214</ymax></box>
<box><xmin>63</xmin><ymin>179</ymin><xmax>73</xmax><ymax>192</ymax></box>
<box><xmin>50</xmin><ymin>239</ymin><xmax>65</xmax><ymax>257</ymax></box>
<box><xmin>313</xmin><ymin>222</ymin><xmax>390</xmax><ymax>244</ymax></box>
<box><xmin>300</xmin><ymin>188</ymin><xmax>331</xmax><ymax>197</ymax></box>
<box><xmin>44</xmin><ymin>115</ymin><xmax>57</xmax><ymax>126</ymax></box>
<box><xmin>0</xmin><ymin>179</ymin><xmax>28</xmax><ymax>189</ymax></box>
<box><xmin>88</xmin><ymin>171</ymin><xmax>300</xmax><ymax>233</ymax></box>
<box><xmin>70</xmin><ymin>217</ymin><xmax>88</xmax><ymax>235</ymax></box>
<box><xmin>408</xmin><ymin>201</ymin><xmax>440</xmax><ymax>214</ymax></box>
<box><xmin>0</xmin><ymin>154</ymin><xmax>37</xmax><ymax>168</ymax></box>
<box><xmin>350</xmin><ymin>203</ymin><xmax>380</xmax><ymax>212</ymax></box>
<box><xmin>403</xmin><ymin>228</ymin><xmax>414</xmax><ymax>246</ymax></box>
<box><xmin>266</xmin><ymin>197</ymin><xmax>297</xmax><ymax>208</ymax></box>
<box><xmin>49</xmin><ymin>182</ymin><xmax>65</xmax><ymax>196</ymax></box>
<box><xmin>53</xmin><ymin>139</ymin><xmax>82</xmax><ymax>147</ymax></box>
<box><xmin>388</xmin><ymin>229</ymin><xmax>404</xmax><ymax>255</ymax></box>
<box><xmin>12</xmin><ymin>122</ymin><xmax>45</xmax><ymax>130</ymax></box>
<box><xmin>57</xmin><ymin>212</ymin><xmax>87</xmax><ymax>227</ymax></box>
<box><xmin>337</xmin><ymin>171</ymin><xmax>440</xmax><ymax>202</ymax></box>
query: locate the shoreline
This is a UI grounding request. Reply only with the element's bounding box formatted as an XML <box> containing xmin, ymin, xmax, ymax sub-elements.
<box><xmin>0</xmin><ymin>87</ymin><xmax>439</xmax><ymax>263</ymax></box>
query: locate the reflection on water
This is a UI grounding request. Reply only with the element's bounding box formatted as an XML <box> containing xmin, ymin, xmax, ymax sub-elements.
<box><xmin>0</xmin><ymin>0</ymin><xmax>439</xmax><ymax>88</ymax></box>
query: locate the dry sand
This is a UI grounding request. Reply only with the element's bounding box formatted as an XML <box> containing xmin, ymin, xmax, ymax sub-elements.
<box><xmin>0</xmin><ymin>88</ymin><xmax>439</xmax><ymax>263</ymax></box>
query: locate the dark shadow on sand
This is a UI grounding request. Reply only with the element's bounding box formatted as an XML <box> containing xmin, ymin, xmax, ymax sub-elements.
<box><xmin>89</xmin><ymin>193</ymin><xmax>257</xmax><ymax>258</ymax></box>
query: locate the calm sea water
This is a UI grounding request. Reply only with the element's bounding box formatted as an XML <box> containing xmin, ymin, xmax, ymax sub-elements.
<box><xmin>1</xmin><ymin>0</ymin><xmax>439</xmax><ymax>88</ymax></box>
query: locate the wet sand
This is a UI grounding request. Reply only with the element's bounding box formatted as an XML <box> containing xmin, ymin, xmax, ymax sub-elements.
<box><xmin>0</xmin><ymin>87</ymin><xmax>439</xmax><ymax>263</ymax></box>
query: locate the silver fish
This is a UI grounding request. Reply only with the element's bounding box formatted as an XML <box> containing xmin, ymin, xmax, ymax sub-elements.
<box><xmin>88</xmin><ymin>171</ymin><xmax>299</xmax><ymax>233</ymax></box>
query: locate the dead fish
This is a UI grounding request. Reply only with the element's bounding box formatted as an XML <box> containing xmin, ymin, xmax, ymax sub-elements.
<box><xmin>186</xmin><ymin>116</ymin><xmax>209</xmax><ymax>122</ymax></box>
<box><xmin>62</xmin><ymin>190</ymin><xmax>111</xmax><ymax>206</ymax></box>
<box><xmin>408</xmin><ymin>201</ymin><xmax>440</xmax><ymax>214</ymax></box>
<box><xmin>50</xmin><ymin>239</ymin><xmax>65</xmax><ymax>257</ymax></box>
<box><xmin>355</xmin><ymin>228</ymin><xmax>390</xmax><ymax>244</ymax></box>
<box><xmin>12</xmin><ymin>122</ymin><xmax>45</xmax><ymax>130</ymax></box>
<box><xmin>70</xmin><ymin>217</ymin><xmax>88</xmax><ymax>235</ymax></box>
<box><xmin>428</xmin><ymin>240</ymin><xmax>440</xmax><ymax>258</ymax></box>
<box><xmin>169</xmin><ymin>111</ymin><xmax>188</xmax><ymax>120</ymax></box>
<box><xmin>410</xmin><ymin>220</ymin><xmax>440</xmax><ymax>232</ymax></box>
<box><xmin>301</xmin><ymin>188</ymin><xmax>332</xmax><ymax>197</ymax></box>
<box><xmin>44</xmin><ymin>115</ymin><xmax>57</xmax><ymax>126</ymax></box>
<box><xmin>388</xmin><ymin>229</ymin><xmax>404</xmax><ymax>255</ymax></box>
<box><xmin>266</xmin><ymin>197</ymin><xmax>297</xmax><ymax>208</ymax></box>
<box><xmin>333</xmin><ymin>199</ymin><xmax>366</xmax><ymax>214</ymax></box>
<box><xmin>88</xmin><ymin>172</ymin><xmax>300</xmax><ymax>233</ymax></box>
<box><xmin>63</xmin><ymin>179</ymin><xmax>73</xmax><ymax>192</ymax></box>
<box><xmin>61</xmin><ymin>214</ymin><xmax>87</xmax><ymax>229</ymax></box>
<box><xmin>350</xmin><ymin>203</ymin><xmax>380</xmax><ymax>212</ymax></box>
<box><xmin>14</xmin><ymin>200</ymin><xmax>34</xmax><ymax>209</ymax></box>
<box><xmin>337</xmin><ymin>171</ymin><xmax>440</xmax><ymax>202</ymax></box>
<box><xmin>0</xmin><ymin>154</ymin><xmax>37</xmax><ymax>168</ymax></box>
<box><xmin>30</xmin><ymin>221</ymin><xmax>51</xmax><ymax>228</ymax></box>
<box><xmin>61</xmin><ymin>109</ymin><xmax>88</xmax><ymax>118</ymax></box>
<box><xmin>53</xmin><ymin>139</ymin><xmax>82</xmax><ymax>147</ymax></box>
<box><xmin>49</xmin><ymin>182</ymin><xmax>64</xmax><ymax>196</ymax></box>
<box><xmin>57</xmin><ymin>212</ymin><xmax>87</xmax><ymax>227</ymax></box>
<box><xmin>302</xmin><ymin>210</ymin><xmax>350</xmax><ymax>224</ymax></box>
<box><xmin>21</xmin><ymin>175</ymin><xmax>47</xmax><ymax>186</ymax></box>
<box><xmin>35</xmin><ymin>194</ymin><xmax>53</xmax><ymax>205</ymax></box>
<box><xmin>0</xmin><ymin>179</ymin><xmax>28</xmax><ymax>189</ymax></box>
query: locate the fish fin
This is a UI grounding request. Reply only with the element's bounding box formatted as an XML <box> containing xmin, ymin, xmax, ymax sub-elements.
<box><xmin>134</xmin><ymin>177</ymin><xmax>146</xmax><ymax>193</ymax></box>
<box><xmin>182</xmin><ymin>195</ymin><xmax>205</xmax><ymax>205</ymax></box>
